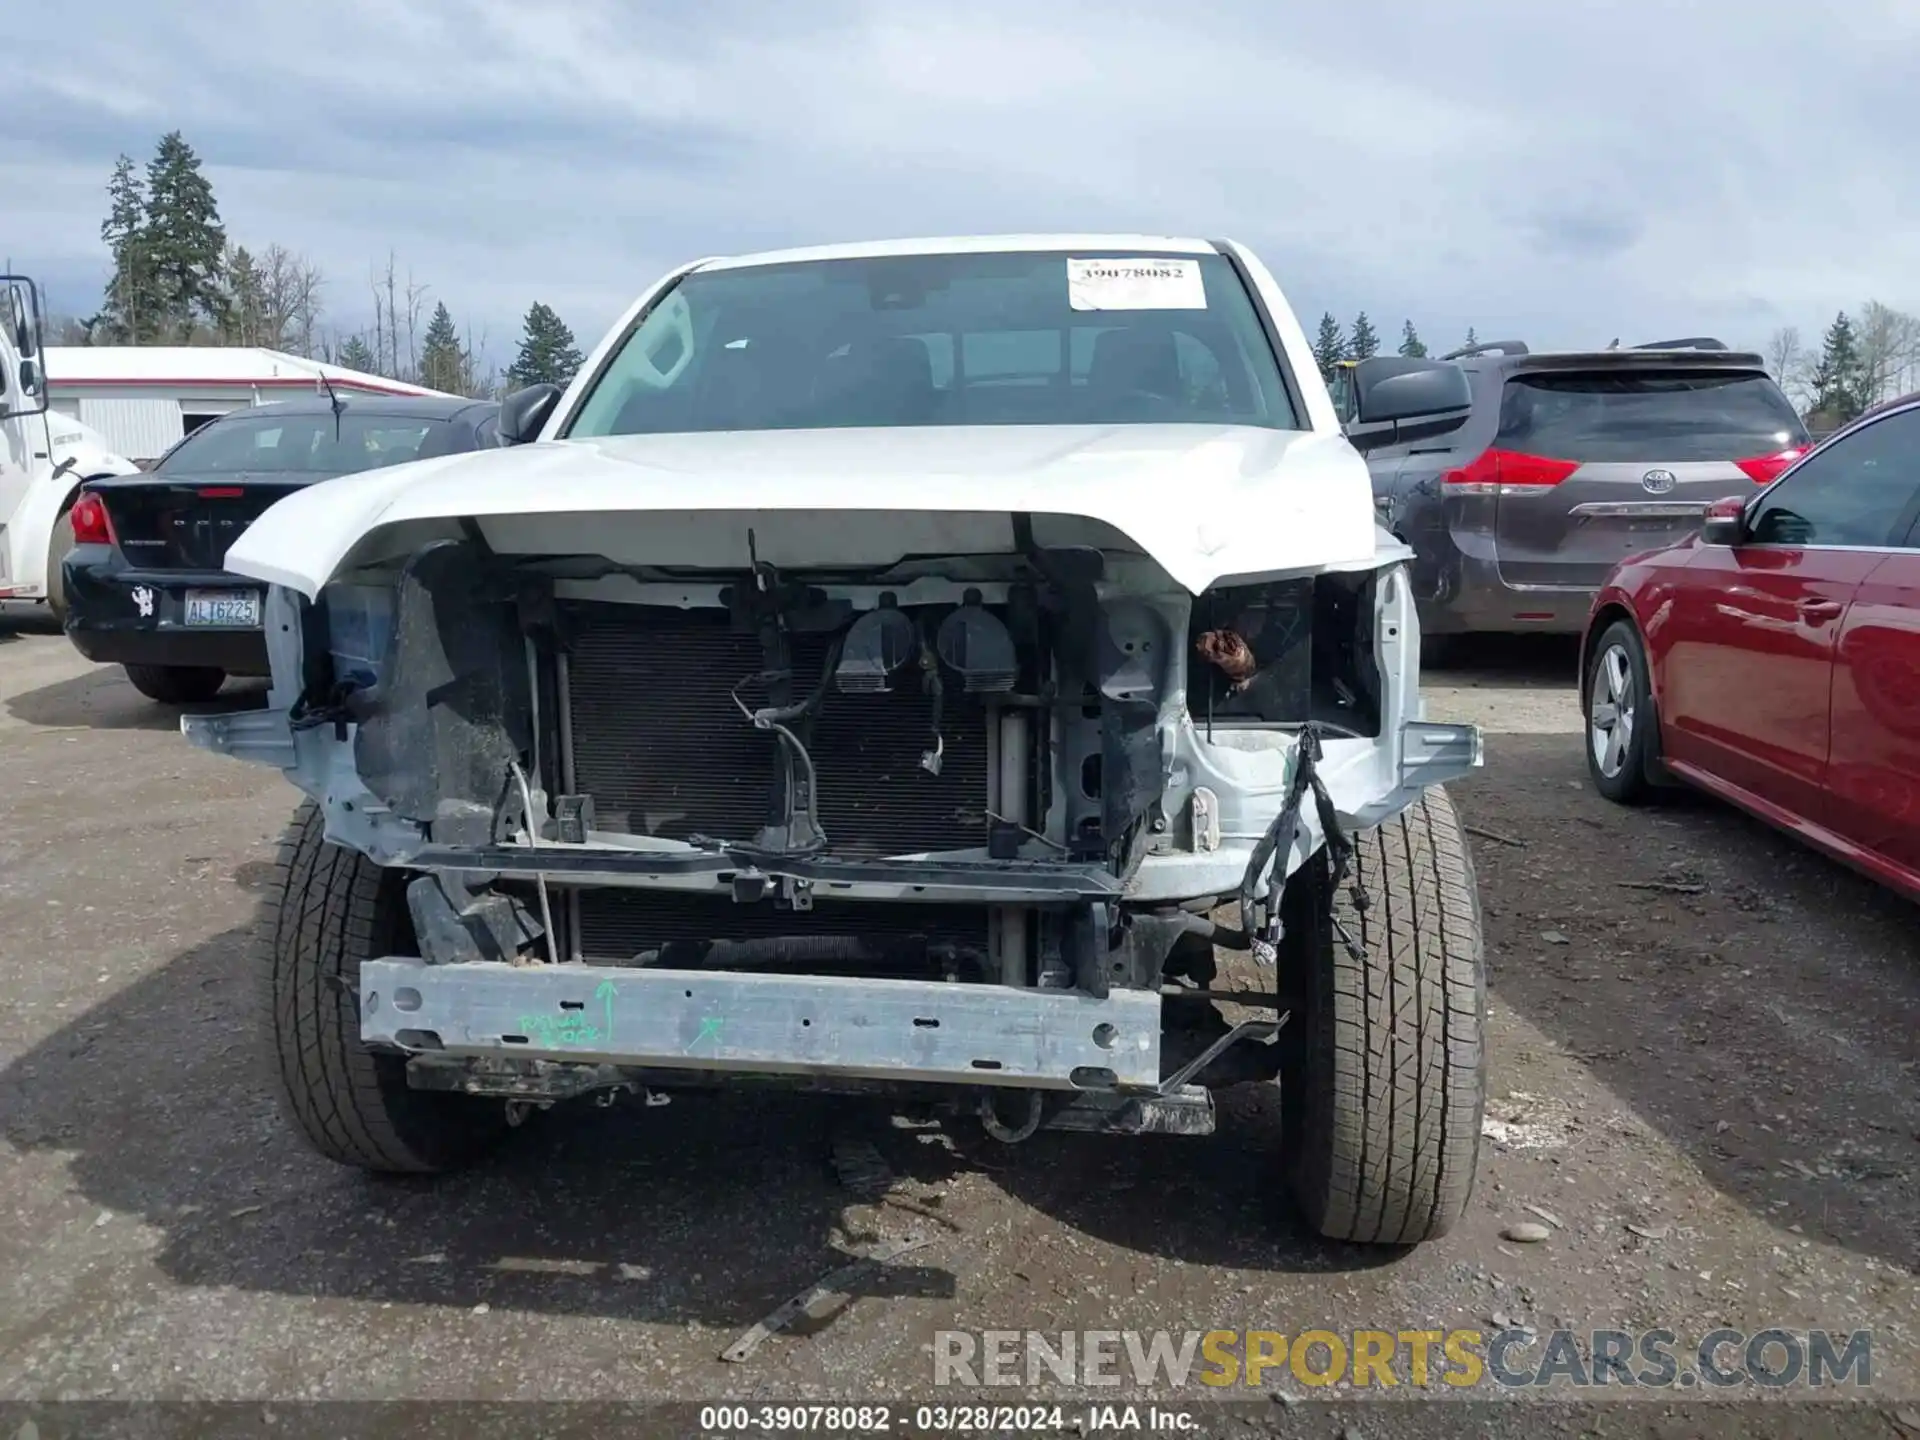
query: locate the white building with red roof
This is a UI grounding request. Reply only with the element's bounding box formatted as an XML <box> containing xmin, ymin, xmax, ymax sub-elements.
<box><xmin>45</xmin><ymin>347</ymin><xmax>457</xmax><ymax>463</ymax></box>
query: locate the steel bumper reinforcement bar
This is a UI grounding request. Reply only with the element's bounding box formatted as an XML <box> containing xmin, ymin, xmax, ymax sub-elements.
<box><xmin>360</xmin><ymin>959</ymin><xmax>1165</xmax><ymax>1090</ymax></box>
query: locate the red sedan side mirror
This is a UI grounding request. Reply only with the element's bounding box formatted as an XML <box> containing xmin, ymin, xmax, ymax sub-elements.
<box><xmin>1700</xmin><ymin>495</ymin><xmax>1748</xmax><ymax>547</ymax></box>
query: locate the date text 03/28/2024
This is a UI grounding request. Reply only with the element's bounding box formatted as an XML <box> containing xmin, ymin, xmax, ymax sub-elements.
<box><xmin>698</xmin><ymin>1405</ymin><xmax>1184</xmax><ymax>1434</ymax></box>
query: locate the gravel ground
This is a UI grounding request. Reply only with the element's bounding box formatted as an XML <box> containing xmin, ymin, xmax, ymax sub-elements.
<box><xmin>2</xmin><ymin>610</ymin><xmax>1917</xmax><ymax>1436</ymax></box>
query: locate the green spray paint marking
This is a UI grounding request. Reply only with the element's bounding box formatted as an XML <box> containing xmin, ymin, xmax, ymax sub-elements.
<box><xmin>595</xmin><ymin>979</ymin><xmax>617</xmax><ymax>1045</ymax></box>
<box><xmin>687</xmin><ymin>1016</ymin><xmax>725</xmax><ymax>1054</ymax></box>
<box><xmin>515</xmin><ymin>981</ymin><xmax>617</xmax><ymax>1050</ymax></box>
<box><xmin>515</xmin><ymin>1012</ymin><xmax>602</xmax><ymax>1046</ymax></box>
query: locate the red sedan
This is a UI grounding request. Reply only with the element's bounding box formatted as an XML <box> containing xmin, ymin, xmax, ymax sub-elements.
<box><xmin>1581</xmin><ymin>392</ymin><xmax>1920</xmax><ymax>899</ymax></box>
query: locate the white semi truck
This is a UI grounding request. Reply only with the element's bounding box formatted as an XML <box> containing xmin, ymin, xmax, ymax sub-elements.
<box><xmin>0</xmin><ymin>275</ymin><xmax>140</xmax><ymax>621</ymax></box>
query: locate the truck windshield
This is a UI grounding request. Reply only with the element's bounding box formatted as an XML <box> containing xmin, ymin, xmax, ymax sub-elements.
<box><xmin>157</xmin><ymin>412</ymin><xmax>451</xmax><ymax>474</ymax></box>
<box><xmin>566</xmin><ymin>250</ymin><xmax>1298</xmax><ymax>437</ymax></box>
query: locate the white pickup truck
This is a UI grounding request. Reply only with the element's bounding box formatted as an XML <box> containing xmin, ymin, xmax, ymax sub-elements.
<box><xmin>0</xmin><ymin>276</ymin><xmax>140</xmax><ymax>619</ymax></box>
<box><xmin>187</xmin><ymin>235</ymin><xmax>1487</xmax><ymax>1247</ymax></box>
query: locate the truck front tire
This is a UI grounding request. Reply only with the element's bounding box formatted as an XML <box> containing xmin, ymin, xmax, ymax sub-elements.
<box><xmin>258</xmin><ymin>801</ymin><xmax>506</xmax><ymax>1173</ymax></box>
<box><xmin>1281</xmin><ymin>786</ymin><xmax>1486</xmax><ymax>1245</ymax></box>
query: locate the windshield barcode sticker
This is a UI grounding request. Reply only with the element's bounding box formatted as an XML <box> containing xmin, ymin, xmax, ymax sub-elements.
<box><xmin>1067</xmin><ymin>257</ymin><xmax>1207</xmax><ymax>311</ymax></box>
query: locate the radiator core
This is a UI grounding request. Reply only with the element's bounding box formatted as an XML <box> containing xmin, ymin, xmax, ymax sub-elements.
<box><xmin>563</xmin><ymin>604</ymin><xmax>992</xmax><ymax>859</ymax></box>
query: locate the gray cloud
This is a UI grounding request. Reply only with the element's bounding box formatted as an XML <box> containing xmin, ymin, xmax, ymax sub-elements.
<box><xmin>1525</xmin><ymin>208</ymin><xmax>1642</xmax><ymax>261</ymax></box>
<box><xmin>3</xmin><ymin>0</ymin><xmax>1915</xmax><ymax>365</ymax></box>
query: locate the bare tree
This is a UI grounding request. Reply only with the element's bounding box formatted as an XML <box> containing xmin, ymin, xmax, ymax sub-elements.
<box><xmin>368</xmin><ymin>257</ymin><xmax>387</xmax><ymax>374</ymax></box>
<box><xmin>1766</xmin><ymin>326</ymin><xmax>1807</xmax><ymax>407</ymax></box>
<box><xmin>1856</xmin><ymin>300</ymin><xmax>1920</xmax><ymax>407</ymax></box>
<box><xmin>238</xmin><ymin>244</ymin><xmax>326</xmax><ymax>355</ymax></box>
<box><xmin>405</xmin><ymin>273</ymin><xmax>429</xmax><ymax>383</ymax></box>
<box><xmin>463</xmin><ymin>321</ymin><xmax>501</xmax><ymax>399</ymax></box>
<box><xmin>367</xmin><ymin>252</ymin><xmax>407</xmax><ymax>378</ymax></box>
<box><xmin>265</xmin><ymin>246</ymin><xmax>325</xmax><ymax>357</ymax></box>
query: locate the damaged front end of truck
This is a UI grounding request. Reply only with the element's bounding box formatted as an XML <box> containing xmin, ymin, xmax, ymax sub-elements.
<box><xmin>187</xmin><ymin>498</ymin><xmax>1477</xmax><ymax>1143</ymax></box>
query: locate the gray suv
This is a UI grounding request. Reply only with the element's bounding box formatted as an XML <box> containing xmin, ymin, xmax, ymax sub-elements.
<box><xmin>1348</xmin><ymin>340</ymin><xmax>1809</xmax><ymax>659</ymax></box>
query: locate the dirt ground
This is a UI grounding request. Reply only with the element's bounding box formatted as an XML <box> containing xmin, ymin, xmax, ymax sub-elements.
<box><xmin>2</xmin><ymin>608</ymin><xmax>1917</xmax><ymax>1436</ymax></box>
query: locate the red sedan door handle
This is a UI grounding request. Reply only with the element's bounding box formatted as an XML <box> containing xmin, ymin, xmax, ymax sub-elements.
<box><xmin>1798</xmin><ymin>598</ymin><xmax>1844</xmax><ymax>623</ymax></box>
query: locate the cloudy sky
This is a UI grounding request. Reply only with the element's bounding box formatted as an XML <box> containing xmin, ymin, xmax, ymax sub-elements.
<box><xmin>5</xmin><ymin>0</ymin><xmax>1916</xmax><ymax>369</ymax></box>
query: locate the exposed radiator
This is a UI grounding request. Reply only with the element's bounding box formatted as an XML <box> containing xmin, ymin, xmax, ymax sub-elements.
<box><xmin>564</xmin><ymin>604</ymin><xmax>991</xmax><ymax>858</ymax></box>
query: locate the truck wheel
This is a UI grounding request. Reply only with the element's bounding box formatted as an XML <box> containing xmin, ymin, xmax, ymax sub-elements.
<box><xmin>123</xmin><ymin>664</ymin><xmax>226</xmax><ymax>704</ymax></box>
<box><xmin>258</xmin><ymin>800</ymin><xmax>506</xmax><ymax>1173</ymax></box>
<box><xmin>45</xmin><ymin>504</ymin><xmax>76</xmax><ymax>626</ymax></box>
<box><xmin>1280</xmin><ymin>786</ymin><xmax>1486</xmax><ymax>1245</ymax></box>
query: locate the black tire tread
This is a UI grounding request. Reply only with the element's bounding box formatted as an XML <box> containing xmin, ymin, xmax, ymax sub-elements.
<box><xmin>1288</xmin><ymin>786</ymin><xmax>1486</xmax><ymax>1245</ymax></box>
<box><xmin>258</xmin><ymin>801</ymin><xmax>502</xmax><ymax>1173</ymax></box>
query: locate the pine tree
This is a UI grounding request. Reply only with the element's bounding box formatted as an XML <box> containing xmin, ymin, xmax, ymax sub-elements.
<box><xmin>506</xmin><ymin>302</ymin><xmax>585</xmax><ymax>388</ymax></box>
<box><xmin>1807</xmin><ymin>311</ymin><xmax>1866</xmax><ymax>425</ymax></box>
<box><xmin>98</xmin><ymin>155</ymin><xmax>159</xmax><ymax>344</ymax></box>
<box><xmin>1347</xmin><ymin>312</ymin><xmax>1380</xmax><ymax>361</ymax></box>
<box><xmin>143</xmin><ymin>132</ymin><xmax>228</xmax><ymax>340</ymax></box>
<box><xmin>1398</xmin><ymin>320</ymin><xmax>1427</xmax><ymax>358</ymax></box>
<box><xmin>1311</xmin><ymin>312</ymin><xmax>1346</xmax><ymax>381</ymax></box>
<box><xmin>1462</xmin><ymin>326</ymin><xmax>1479</xmax><ymax>351</ymax></box>
<box><xmin>418</xmin><ymin>302</ymin><xmax>471</xmax><ymax>394</ymax></box>
<box><xmin>222</xmin><ymin>245</ymin><xmax>265</xmax><ymax>345</ymax></box>
<box><xmin>336</xmin><ymin>334</ymin><xmax>378</xmax><ymax>375</ymax></box>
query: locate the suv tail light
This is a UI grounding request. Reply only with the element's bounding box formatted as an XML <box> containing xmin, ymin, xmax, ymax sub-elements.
<box><xmin>1442</xmin><ymin>448</ymin><xmax>1581</xmax><ymax>494</ymax></box>
<box><xmin>1735</xmin><ymin>446</ymin><xmax>1809</xmax><ymax>484</ymax></box>
<box><xmin>69</xmin><ymin>492</ymin><xmax>114</xmax><ymax>545</ymax></box>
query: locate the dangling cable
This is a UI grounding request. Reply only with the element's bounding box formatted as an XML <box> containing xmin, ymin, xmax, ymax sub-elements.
<box><xmin>1238</xmin><ymin>723</ymin><xmax>1369</xmax><ymax>964</ymax></box>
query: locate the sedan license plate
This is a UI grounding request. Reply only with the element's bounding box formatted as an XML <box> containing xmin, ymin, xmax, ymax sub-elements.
<box><xmin>182</xmin><ymin>589</ymin><xmax>261</xmax><ymax>628</ymax></box>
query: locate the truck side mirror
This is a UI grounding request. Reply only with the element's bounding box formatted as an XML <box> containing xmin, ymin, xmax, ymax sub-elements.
<box><xmin>9</xmin><ymin>282</ymin><xmax>40</xmax><ymax>357</ymax></box>
<box><xmin>498</xmin><ymin>383</ymin><xmax>561</xmax><ymax>445</ymax></box>
<box><xmin>1342</xmin><ymin>357</ymin><xmax>1471</xmax><ymax>451</ymax></box>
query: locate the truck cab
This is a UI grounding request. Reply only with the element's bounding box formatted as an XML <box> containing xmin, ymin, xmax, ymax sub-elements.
<box><xmin>0</xmin><ymin>275</ymin><xmax>139</xmax><ymax>616</ymax></box>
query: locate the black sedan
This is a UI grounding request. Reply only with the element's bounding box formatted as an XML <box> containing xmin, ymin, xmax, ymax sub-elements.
<box><xmin>62</xmin><ymin>392</ymin><xmax>499</xmax><ymax>703</ymax></box>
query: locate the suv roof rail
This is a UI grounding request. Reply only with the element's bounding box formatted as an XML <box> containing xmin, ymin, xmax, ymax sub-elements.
<box><xmin>1632</xmin><ymin>336</ymin><xmax>1729</xmax><ymax>351</ymax></box>
<box><xmin>1439</xmin><ymin>339</ymin><xmax>1529</xmax><ymax>360</ymax></box>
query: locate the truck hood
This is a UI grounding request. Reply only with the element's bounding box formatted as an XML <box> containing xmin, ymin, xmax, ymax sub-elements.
<box><xmin>223</xmin><ymin>423</ymin><xmax>1380</xmax><ymax>597</ymax></box>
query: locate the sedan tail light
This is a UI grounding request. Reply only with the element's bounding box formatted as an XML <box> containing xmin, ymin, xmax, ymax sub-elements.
<box><xmin>68</xmin><ymin>492</ymin><xmax>114</xmax><ymax>545</ymax></box>
<box><xmin>1442</xmin><ymin>448</ymin><xmax>1581</xmax><ymax>494</ymax></box>
<box><xmin>1735</xmin><ymin>446</ymin><xmax>1810</xmax><ymax>483</ymax></box>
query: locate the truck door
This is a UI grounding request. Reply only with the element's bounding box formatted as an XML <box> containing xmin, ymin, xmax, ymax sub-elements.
<box><xmin>0</xmin><ymin>276</ymin><xmax>51</xmax><ymax>595</ymax></box>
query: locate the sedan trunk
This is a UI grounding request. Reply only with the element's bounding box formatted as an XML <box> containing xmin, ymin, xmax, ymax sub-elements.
<box><xmin>93</xmin><ymin>475</ymin><xmax>304</xmax><ymax>570</ymax></box>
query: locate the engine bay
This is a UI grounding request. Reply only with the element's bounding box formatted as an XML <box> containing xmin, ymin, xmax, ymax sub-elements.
<box><xmin>284</xmin><ymin>526</ymin><xmax>1388</xmax><ymax>997</ymax></box>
